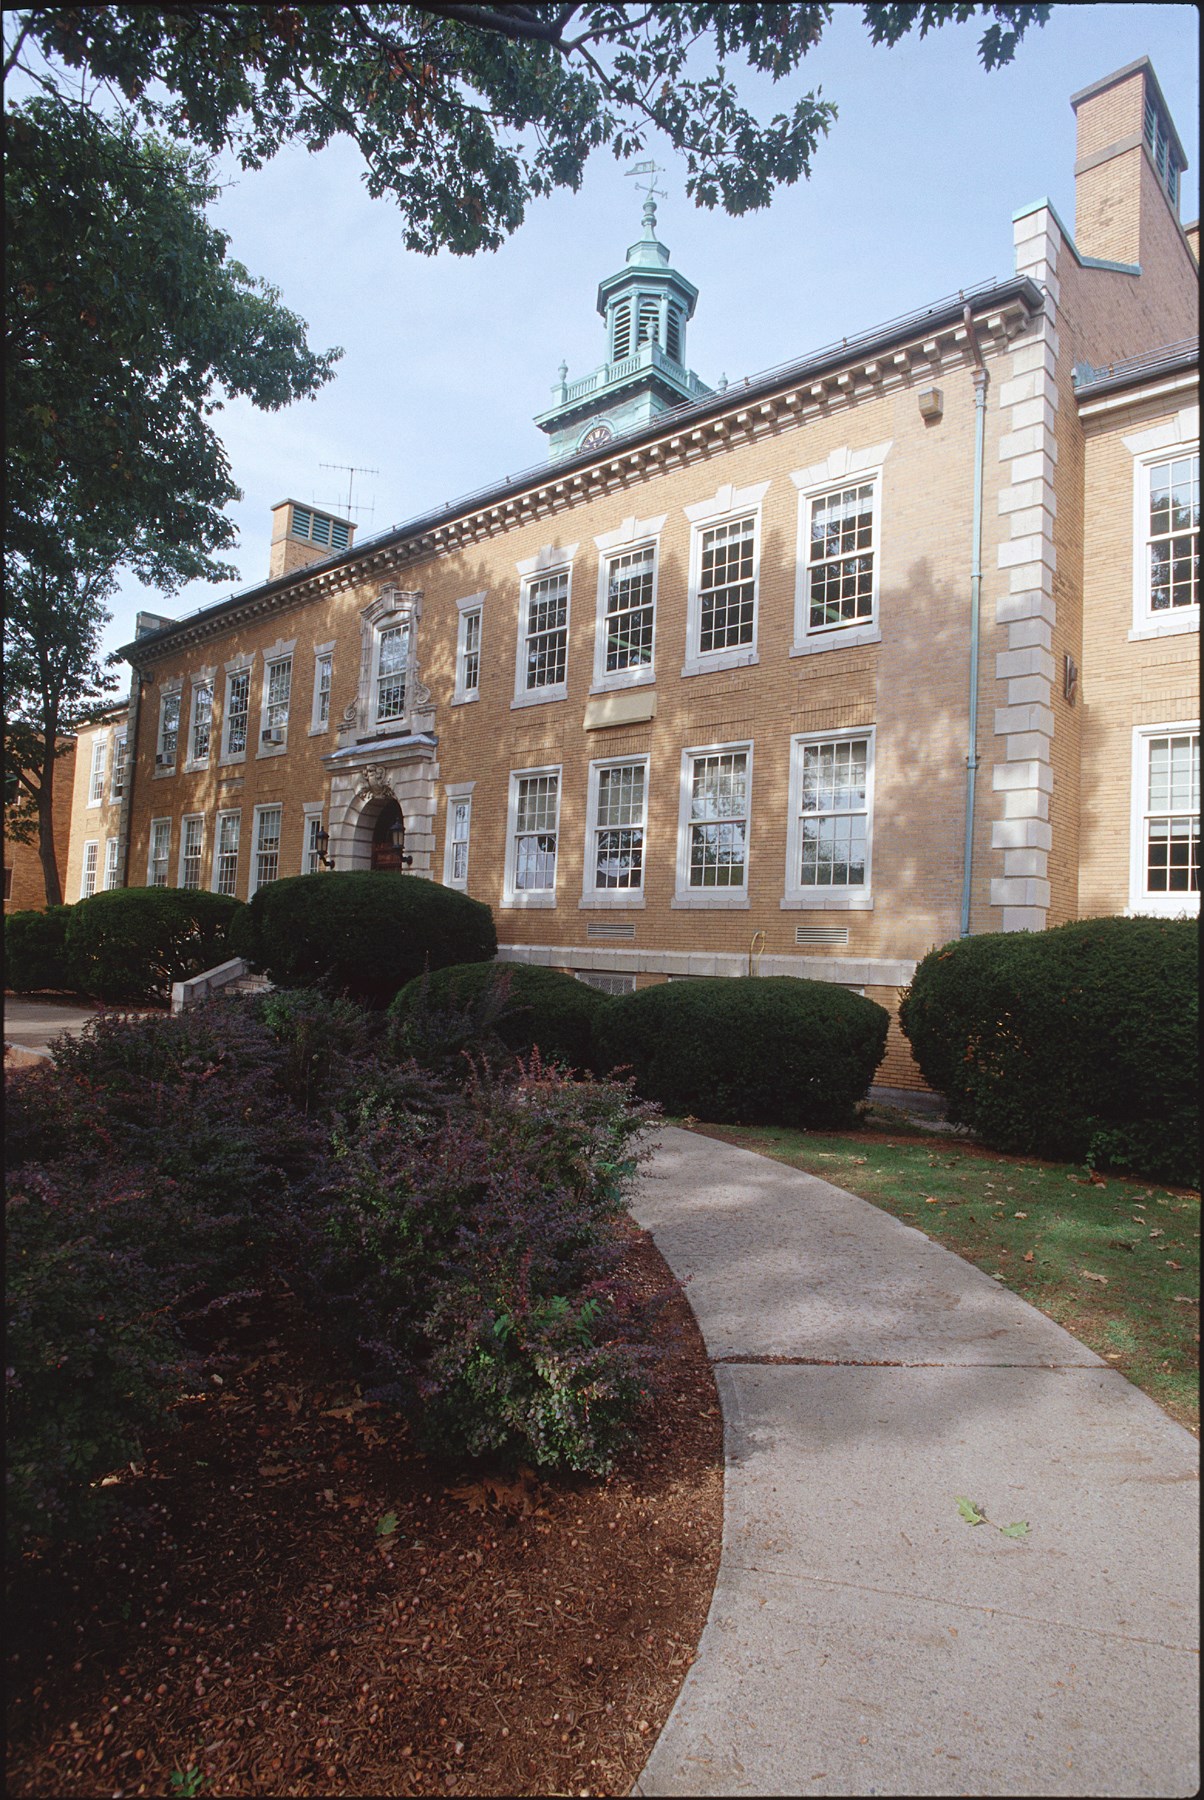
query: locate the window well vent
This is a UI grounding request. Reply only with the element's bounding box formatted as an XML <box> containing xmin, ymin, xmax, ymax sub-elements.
<box><xmin>795</xmin><ymin>925</ymin><xmax>850</xmax><ymax>947</ymax></box>
<box><xmin>575</xmin><ymin>970</ymin><xmax>636</xmax><ymax>995</ymax></box>
<box><xmin>586</xmin><ymin>921</ymin><xmax>636</xmax><ymax>941</ymax></box>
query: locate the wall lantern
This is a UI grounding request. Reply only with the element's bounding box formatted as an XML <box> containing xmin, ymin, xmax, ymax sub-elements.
<box><xmin>390</xmin><ymin>818</ymin><xmax>414</xmax><ymax>868</ymax></box>
<box><xmin>314</xmin><ymin>825</ymin><xmax>336</xmax><ymax>870</ymax></box>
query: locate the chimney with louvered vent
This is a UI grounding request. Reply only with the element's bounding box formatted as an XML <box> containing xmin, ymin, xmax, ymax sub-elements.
<box><xmin>269</xmin><ymin>499</ymin><xmax>356</xmax><ymax>581</ymax></box>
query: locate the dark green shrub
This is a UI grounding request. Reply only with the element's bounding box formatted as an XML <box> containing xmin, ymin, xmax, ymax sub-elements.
<box><xmin>899</xmin><ymin>917</ymin><xmax>1199</xmax><ymax>1186</ymax></box>
<box><xmin>233</xmin><ymin>872</ymin><xmax>496</xmax><ymax>1005</ymax></box>
<box><xmin>64</xmin><ymin>886</ymin><xmax>242</xmax><ymax>1003</ymax></box>
<box><xmin>4</xmin><ymin>906</ymin><xmax>76</xmax><ymax>993</ymax></box>
<box><xmin>257</xmin><ymin>985</ymin><xmax>380</xmax><ymax>1113</ymax></box>
<box><xmin>592</xmin><ymin>976</ymin><xmax>889</xmax><ymax>1128</ymax></box>
<box><xmin>389</xmin><ymin>961</ymin><xmax>606</xmax><ymax>1072</ymax></box>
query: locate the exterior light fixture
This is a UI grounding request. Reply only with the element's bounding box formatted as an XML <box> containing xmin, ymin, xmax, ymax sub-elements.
<box><xmin>314</xmin><ymin>825</ymin><xmax>336</xmax><ymax>870</ymax></box>
<box><xmin>389</xmin><ymin>817</ymin><xmax>413</xmax><ymax>867</ymax></box>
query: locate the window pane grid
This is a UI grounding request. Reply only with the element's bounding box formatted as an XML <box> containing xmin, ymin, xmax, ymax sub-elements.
<box><xmin>255</xmin><ymin>807</ymin><xmax>283</xmax><ymax>890</ymax></box>
<box><xmin>315</xmin><ymin>654</ymin><xmax>332</xmax><ymax>727</ymax></box>
<box><xmin>266</xmin><ymin>660</ymin><xmax>291</xmax><ymax>730</ymax></box>
<box><xmin>226</xmin><ymin>672</ymin><xmax>250</xmax><ymax>756</ymax></box>
<box><xmin>377</xmin><ymin>625</ymin><xmax>408</xmax><ymax>721</ymax></box>
<box><xmin>808</xmin><ymin>483</ymin><xmax>875</xmax><ymax>630</ymax></box>
<box><xmin>688</xmin><ymin>751</ymin><xmax>748</xmax><ymax>888</ymax></box>
<box><xmin>111</xmin><ymin>736</ymin><xmax>127</xmax><ymax>799</ymax></box>
<box><xmin>699</xmin><ymin>520</ymin><xmax>755</xmax><ymax>653</ymax></box>
<box><xmin>81</xmin><ymin>842</ymin><xmax>98</xmax><ymax>898</ymax></box>
<box><xmin>181</xmin><ymin>817</ymin><xmax>203</xmax><ymax>890</ymax></box>
<box><xmin>524</xmin><ymin>573</ymin><xmax>568</xmax><ymax>690</ymax></box>
<box><xmin>159</xmin><ymin>694</ymin><xmax>180</xmax><ymax>760</ymax></box>
<box><xmin>605</xmin><ymin>548</ymin><xmax>654</xmax><ymax>671</ymax></box>
<box><xmin>595</xmin><ymin>764</ymin><xmax>645</xmax><ymax>890</ymax></box>
<box><xmin>1148</xmin><ymin>455</ymin><xmax>1199</xmax><ymax>612</ymax></box>
<box><xmin>104</xmin><ymin>838</ymin><xmax>121</xmax><ymax>890</ymax></box>
<box><xmin>514</xmin><ymin>774</ymin><xmax>558</xmax><ymax>891</ymax></box>
<box><xmin>799</xmin><ymin>739</ymin><xmax>869</xmax><ymax>888</ymax></box>
<box><xmin>191</xmin><ymin>686</ymin><xmax>212</xmax><ymax>761</ymax></box>
<box><xmin>216</xmin><ymin>815</ymin><xmax>240</xmax><ymax>897</ymax></box>
<box><xmin>305</xmin><ymin>813</ymin><xmax>323</xmax><ymax>875</ymax></box>
<box><xmin>460</xmin><ymin>612</ymin><xmax>481</xmax><ymax>694</ymax></box>
<box><xmin>1145</xmin><ymin>733</ymin><xmax>1200</xmax><ymax>894</ymax></box>
<box><xmin>149</xmin><ymin>821</ymin><xmax>170</xmax><ymax>888</ymax></box>
<box><xmin>450</xmin><ymin>799</ymin><xmax>471</xmax><ymax>883</ymax></box>
<box><xmin>88</xmin><ymin>739</ymin><xmax>106</xmax><ymax>803</ymax></box>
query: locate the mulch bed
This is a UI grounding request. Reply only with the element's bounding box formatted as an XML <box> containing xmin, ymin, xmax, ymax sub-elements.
<box><xmin>6</xmin><ymin>1229</ymin><xmax>723</xmax><ymax>1798</ymax></box>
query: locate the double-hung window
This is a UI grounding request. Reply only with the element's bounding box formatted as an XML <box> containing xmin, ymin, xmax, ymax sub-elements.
<box><xmin>584</xmin><ymin>759</ymin><xmax>647</xmax><ymax>905</ymax></box>
<box><xmin>522</xmin><ymin>572</ymin><xmax>569</xmax><ymax>695</ymax></box>
<box><xmin>87</xmin><ymin>736</ymin><xmax>107</xmax><ymax>804</ymax></box>
<box><xmin>249</xmin><ymin>805</ymin><xmax>282</xmax><ymax>898</ymax></box>
<box><xmin>454</xmin><ymin>598</ymin><xmax>483</xmax><ymax>703</ymax></box>
<box><xmin>375</xmin><ymin>624</ymin><xmax>409</xmax><ymax>725</ymax></box>
<box><xmin>104</xmin><ymin>837</ymin><xmax>121</xmax><ymax>891</ymax></box>
<box><xmin>311</xmin><ymin>647</ymin><xmax>334</xmax><ymax>732</ymax></box>
<box><xmin>111</xmin><ymin>733</ymin><xmax>128</xmax><ymax>801</ymax></box>
<box><xmin>505</xmin><ymin>768</ymin><xmax>560</xmax><ymax>904</ymax></box>
<box><xmin>785</xmin><ymin>729</ymin><xmax>875</xmax><ymax>909</ymax></box>
<box><xmin>189</xmin><ymin>681</ymin><xmax>213</xmax><ymax>766</ymax></box>
<box><xmin>214</xmin><ymin>811</ymin><xmax>241</xmax><ymax>897</ymax></box>
<box><xmin>80</xmin><ymin>840</ymin><xmax>99</xmax><ymax>899</ymax></box>
<box><xmin>1137</xmin><ymin>450</ymin><xmax>1199</xmax><ymax>633</ymax></box>
<box><xmin>684</xmin><ymin>484</ymin><xmax>767</xmax><ymax>676</ymax></box>
<box><xmin>178</xmin><ymin>815</ymin><xmax>204</xmax><ymax>890</ymax></box>
<box><xmin>303</xmin><ymin>807</ymin><xmax>324</xmax><ymax>875</ymax></box>
<box><xmin>260</xmin><ymin>653</ymin><xmax>293</xmax><ymax>750</ymax></box>
<box><xmin>147</xmin><ymin>818</ymin><xmax>171</xmax><ymax>888</ymax></box>
<box><xmin>443</xmin><ymin>785</ymin><xmax>473</xmax><ymax>888</ymax></box>
<box><xmin>792</xmin><ymin>447</ymin><xmax>888</xmax><ymax>653</ymax></box>
<box><xmin>1130</xmin><ymin>725</ymin><xmax>1200</xmax><ymax>914</ymax></box>
<box><xmin>675</xmin><ymin>744</ymin><xmax>752</xmax><ymax>906</ymax></box>
<box><xmin>222</xmin><ymin>666</ymin><xmax>252</xmax><ymax>760</ymax></box>
<box><xmin>156</xmin><ymin>691</ymin><xmax>181</xmax><ymax>770</ymax></box>
<box><xmin>602</xmin><ymin>548</ymin><xmax>655</xmax><ymax>674</ymax></box>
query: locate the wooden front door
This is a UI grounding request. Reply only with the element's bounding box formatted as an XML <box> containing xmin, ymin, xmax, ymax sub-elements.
<box><xmin>370</xmin><ymin>800</ymin><xmax>405</xmax><ymax>872</ymax></box>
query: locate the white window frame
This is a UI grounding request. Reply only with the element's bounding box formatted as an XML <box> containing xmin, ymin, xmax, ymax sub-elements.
<box><xmin>443</xmin><ymin>782</ymin><xmax>474</xmax><ymax>888</ymax></box>
<box><xmin>103</xmin><ymin>836</ymin><xmax>121</xmax><ymax>891</ymax></box>
<box><xmin>257</xmin><ymin>638</ymin><xmax>295</xmax><ymax>756</ymax></box>
<box><xmin>110</xmin><ymin>731</ymin><xmax>128</xmax><ymax>802</ymax></box>
<box><xmin>453</xmin><ymin>595</ymin><xmax>485</xmax><ymax>704</ymax></box>
<box><xmin>582</xmin><ymin>755</ymin><xmax>649</xmax><ymax>908</ymax></box>
<box><xmin>178</xmin><ymin>813</ymin><xmax>205</xmax><ymax>890</ymax></box>
<box><xmin>792</xmin><ymin>446</ymin><xmax>889</xmax><ymax>654</ymax></box>
<box><xmin>302</xmin><ymin>802</ymin><xmax>325</xmax><ymax>875</ymax></box>
<box><xmin>220</xmin><ymin>656</ymin><xmax>255</xmax><ymax>764</ymax></box>
<box><xmin>213</xmin><ymin>809</ymin><xmax>241</xmax><ymax>897</ymax></box>
<box><xmin>185</xmin><ymin>673</ymin><xmax>215</xmax><ymax>771</ymax></box>
<box><xmin>80</xmin><ymin>839</ymin><xmax>99</xmax><ymax>899</ymax></box>
<box><xmin>155</xmin><ymin>684</ymin><xmax>182</xmax><ymax>774</ymax></box>
<box><xmin>683</xmin><ymin>484</ymin><xmax>768</xmax><ymax>678</ymax></box>
<box><xmin>351</xmin><ymin>587</ymin><xmax>423</xmax><ymax>743</ymax></box>
<box><xmin>591</xmin><ymin>515</ymin><xmax>665</xmax><ymax>693</ymax></box>
<box><xmin>503</xmin><ymin>765</ymin><xmax>561</xmax><ymax>907</ymax></box>
<box><xmin>512</xmin><ymin>544</ymin><xmax>576</xmax><ymax>709</ymax></box>
<box><xmin>147</xmin><ymin>817</ymin><xmax>171</xmax><ymax>889</ymax></box>
<box><xmin>248</xmin><ymin>803</ymin><xmax>284</xmax><ymax>899</ymax></box>
<box><xmin>673</xmin><ymin>740</ymin><xmax>754</xmax><ymax>909</ymax></box>
<box><xmin>1130</xmin><ymin>440</ymin><xmax>1200</xmax><ymax>641</ymax></box>
<box><xmin>1128</xmin><ymin>722</ymin><xmax>1200</xmax><ymax>916</ymax></box>
<box><xmin>783</xmin><ymin>727</ymin><xmax>876</xmax><ymax>911</ymax></box>
<box><xmin>86</xmin><ymin>735</ymin><xmax>107</xmax><ymax>805</ymax></box>
<box><xmin>310</xmin><ymin>643</ymin><xmax>335</xmax><ymax>735</ymax></box>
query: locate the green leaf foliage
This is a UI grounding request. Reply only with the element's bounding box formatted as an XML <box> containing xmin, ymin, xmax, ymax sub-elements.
<box><xmin>956</xmin><ymin>1495</ymin><xmax>987</xmax><ymax>1525</ymax></box>
<box><xmin>592</xmin><ymin>976</ymin><xmax>889</xmax><ymax>1128</ymax></box>
<box><xmin>899</xmin><ymin>918</ymin><xmax>1199</xmax><ymax>1187</ymax></box>
<box><xmin>231</xmin><ymin>871</ymin><xmax>497</xmax><ymax>1005</ymax></box>
<box><xmin>389</xmin><ymin>960</ymin><xmax>607</xmax><ymax>1074</ymax></box>
<box><xmin>64</xmin><ymin>886</ymin><xmax>244</xmax><ymax>1004</ymax></box>
<box><xmin>4</xmin><ymin>905</ymin><xmax>76</xmax><ymax>994</ymax></box>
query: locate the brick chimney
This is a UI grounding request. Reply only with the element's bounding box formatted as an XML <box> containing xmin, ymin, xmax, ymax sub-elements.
<box><xmin>269</xmin><ymin>499</ymin><xmax>356</xmax><ymax>582</ymax></box>
<box><xmin>1071</xmin><ymin>58</ymin><xmax>1188</xmax><ymax>267</ymax></box>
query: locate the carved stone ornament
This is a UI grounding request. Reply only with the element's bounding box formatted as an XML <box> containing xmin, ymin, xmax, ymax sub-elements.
<box><xmin>340</xmin><ymin>699</ymin><xmax>358</xmax><ymax>729</ymax></box>
<box><xmin>410</xmin><ymin>678</ymin><xmax>432</xmax><ymax>709</ymax></box>
<box><xmin>355</xmin><ymin>763</ymin><xmax>395</xmax><ymax>802</ymax></box>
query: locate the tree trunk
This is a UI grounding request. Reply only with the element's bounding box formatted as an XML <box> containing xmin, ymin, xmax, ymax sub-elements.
<box><xmin>36</xmin><ymin>745</ymin><xmax>63</xmax><ymax>907</ymax></box>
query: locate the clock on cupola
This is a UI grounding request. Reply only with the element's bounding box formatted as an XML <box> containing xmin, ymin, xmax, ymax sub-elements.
<box><xmin>533</xmin><ymin>163</ymin><xmax>712</xmax><ymax>464</ymax></box>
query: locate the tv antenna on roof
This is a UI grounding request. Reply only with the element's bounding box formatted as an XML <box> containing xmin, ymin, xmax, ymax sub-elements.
<box><xmin>319</xmin><ymin>462</ymin><xmax>380</xmax><ymax>522</ymax></box>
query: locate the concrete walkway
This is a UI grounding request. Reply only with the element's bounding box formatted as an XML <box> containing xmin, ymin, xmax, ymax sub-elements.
<box><xmin>631</xmin><ymin>1127</ymin><xmax>1199</xmax><ymax>1799</ymax></box>
<box><xmin>3</xmin><ymin>995</ymin><xmax>109</xmax><ymax>1065</ymax></box>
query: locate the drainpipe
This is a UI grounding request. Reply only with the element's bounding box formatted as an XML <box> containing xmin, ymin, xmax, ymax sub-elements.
<box><xmin>116</xmin><ymin>666</ymin><xmax>145</xmax><ymax>890</ymax></box>
<box><xmin>960</xmin><ymin>305</ymin><xmax>989</xmax><ymax>938</ymax></box>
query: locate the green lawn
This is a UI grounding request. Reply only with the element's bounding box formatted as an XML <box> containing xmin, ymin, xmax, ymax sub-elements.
<box><xmin>683</xmin><ymin>1117</ymin><xmax>1200</xmax><ymax>1434</ymax></box>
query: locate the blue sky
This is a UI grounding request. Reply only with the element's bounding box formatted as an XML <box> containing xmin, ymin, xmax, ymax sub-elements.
<box><xmin>22</xmin><ymin>5</ymin><xmax>1202</xmax><ymax>673</ymax></box>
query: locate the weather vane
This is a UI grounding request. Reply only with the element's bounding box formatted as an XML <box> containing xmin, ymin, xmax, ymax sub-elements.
<box><xmin>626</xmin><ymin>158</ymin><xmax>667</xmax><ymax>231</ymax></box>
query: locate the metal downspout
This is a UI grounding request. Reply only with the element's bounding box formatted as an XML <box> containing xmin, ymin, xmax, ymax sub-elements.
<box><xmin>960</xmin><ymin>306</ymin><xmax>989</xmax><ymax>937</ymax></box>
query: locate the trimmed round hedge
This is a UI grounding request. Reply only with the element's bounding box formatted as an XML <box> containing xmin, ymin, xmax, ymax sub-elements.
<box><xmin>4</xmin><ymin>905</ymin><xmax>75</xmax><ymax>994</ymax></box>
<box><xmin>592</xmin><ymin>976</ymin><xmax>889</xmax><ymax>1127</ymax></box>
<box><xmin>899</xmin><ymin>917</ymin><xmax>1198</xmax><ymax>1186</ymax></box>
<box><xmin>64</xmin><ymin>887</ymin><xmax>243</xmax><ymax>1004</ymax></box>
<box><xmin>390</xmin><ymin>960</ymin><xmax>606</xmax><ymax>1072</ymax></box>
<box><xmin>230</xmin><ymin>871</ymin><xmax>497</xmax><ymax>1005</ymax></box>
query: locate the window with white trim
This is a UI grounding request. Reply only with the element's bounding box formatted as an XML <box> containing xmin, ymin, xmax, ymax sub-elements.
<box><xmin>87</xmin><ymin>736</ymin><xmax>106</xmax><ymax>804</ymax></box>
<box><xmin>1130</xmin><ymin>726</ymin><xmax>1200</xmax><ymax>914</ymax></box>
<box><xmin>156</xmin><ymin>692</ymin><xmax>181</xmax><ymax>768</ymax></box>
<box><xmin>601</xmin><ymin>546</ymin><xmax>655</xmax><ymax>677</ymax></box>
<box><xmin>214</xmin><ymin>811</ymin><xmax>241</xmax><ymax>896</ymax></box>
<box><xmin>504</xmin><ymin>768</ymin><xmax>560</xmax><ymax>904</ymax></box>
<box><xmin>104</xmin><ymin>837</ymin><xmax>121</xmax><ymax>890</ymax></box>
<box><xmin>1141</xmin><ymin>451</ymin><xmax>1199</xmax><ymax>624</ymax></box>
<box><xmin>260</xmin><ymin>656</ymin><xmax>292</xmax><ymax>748</ymax></box>
<box><xmin>312</xmin><ymin>649</ymin><xmax>333</xmax><ymax>732</ymax></box>
<box><xmin>683</xmin><ymin>484</ymin><xmax>767</xmax><ymax>677</ymax></box>
<box><xmin>110</xmin><ymin>732</ymin><xmax>128</xmax><ymax>801</ymax></box>
<box><xmin>575</xmin><ymin>969</ymin><xmax>637</xmax><ymax>995</ymax></box>
<box><xmin>147</xmin><ymin>818</ymin><xmax>170</xmax><ymax>888</ymax></box>
<box><xmin>675</xmin><ymin>744</ymin><xmax>752</xmax><ymax>906</ymax></box>
<box><xmin>454</xmin><ymin>599</ymin><xmax>482</xmax><ymax>702</ymax></box>
<box><xmin>80</xmin><ymin>840</ymin><xmax>99</xmax><ymax>899</ymax></box>
<box><xmin>178</xmin><ymin>815</ymin><xmax>204</xmax><ymax>890</ymax></box>
<box><xmin>250</xmin><ymin>805</ymin><xmax>283</xmax><ymax>897</ymax></box>
<box><xmin>303</xmin><ymin>808</ymin><xmax>324</xmax><ymax>875</ymax></box>
<box><xmin>189</xmin><ymin>681</ymin><xmax>213</xmax><ymax>765</ymax></box>
<box><xmin>785</xmin><ymin>729</ymin><xmax>875</xmax><ymax>909</ymax></box>
<box><xmin>444</xmin><ymin>792</ymin><xmax>472</xmax><ymax>888</ymax></box>
<box><xmin>521</xmin><ymin>571</ymin><xmax>569</xmax><ymax>694</ymax></box>
<box><xmin>375</xmin><ymin>623</ymin><xmax>409</xmax><ymax>724</ymax></box>
<box><xmin>584</xmin><ymin>758</ymin><xmax>647</xmax><ymax>904</ymax></box>
<box><xmin>222</xmin><ymin>667</ymin><xmax>251</xmax><ymax>760</ymax></box>
<box><xmin>805</xmin><ymin>481</ymin><xmax>878</xmax><ymax>637</ymax></box>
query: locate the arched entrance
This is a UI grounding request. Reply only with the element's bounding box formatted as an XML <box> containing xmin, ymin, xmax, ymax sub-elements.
<box><xmin>370</xmin><ymin>798</ymin><xmax>407</xmax><ymax>871</ymax></box>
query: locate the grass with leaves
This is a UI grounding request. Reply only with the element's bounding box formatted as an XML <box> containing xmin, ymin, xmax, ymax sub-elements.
<box><xmin>685</xmin><ymin>1118</ymin><xmax>1200</xmax><ymax>1434</ymax></box>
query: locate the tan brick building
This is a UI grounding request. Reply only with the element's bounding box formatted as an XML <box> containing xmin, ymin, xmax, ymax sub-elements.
<box><xmin>64</xmin><ymin>705</ymin><xmax>131</xmax><ymax>903</ymax></box>
<box><xmin>113</xmin><ymin>59</ymin><xmax>1198</xmax><ymax>1086</ymax></box>
<box><xmin>3</xmin><ymin>739</ymin><xmax>76</xmax><ymax>913</ymax></box>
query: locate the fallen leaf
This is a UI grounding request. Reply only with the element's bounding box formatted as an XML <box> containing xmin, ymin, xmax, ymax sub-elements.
<box><xmin>1148</xmin><ymin>1229</ymin><xmax>1164</xmax><ymax>1239</ymax></box>
<box><xmin>258</xmin><ymin>1463</ymin><xmax>291</xmax><ymax>1477</ymax></box>
<box><xmin>924</xmin><ymin>1197</ymin><xmax>940</xmax><ymax>1205</ymax></box>
<box><xmin>955</xmin><ymin>1496</ymin><xmax>986</xmax><ymax>1526</ymax></box>
<box><xmin>1081</xmin><ymin>1271</ymin><xmax>1109</xmax><ymax>1285</ymax></box>
<box><xmin>1014</xmin><ymin>1211</ymin><xmax>1028</xmax><ymax>1219</ymax></box>
<box><xmin>1023</xmin><ymin>1250</ymin><xmax>1035</xmax><ymax>1263</ymax></box>
<box><xmin>1088</xmin><ymin>1172</ymin><xmax>1107</xmax><ymax>1187</ymax></box>
<box><xmin>376</xmin><ymin>1511</ymin><xmax>399</xmax><ymax>1537</ymax></box>
<box><xmin>999</xmin><ymin>1521</ymin><xmax>1030</xmax><ymax>1540</ymax></box>
<box><xmin>1166</xmin><ymin>1260</ymin><xmax>1183</xmax><ymax>1270</ymax></box>
<box><xmin>1173</xmin><ymin>1295</ymin><xmax>1198</xmax><ymax>1305</ymax></box>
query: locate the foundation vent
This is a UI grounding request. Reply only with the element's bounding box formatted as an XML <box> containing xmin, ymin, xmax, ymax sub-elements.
<box><xmin>586</xmin><ymin>921</ymin><xmax>636</xmax><ymax>940</ymax></box>
<box><xmin>795</xmin><ymin>925</ymin><xmax>850</xmax><ymax>947</ymax></box>
<box><xmin>575</xmin><ymin>970</ymin><xmax>637</xmax><ymax>995</ymax></box>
